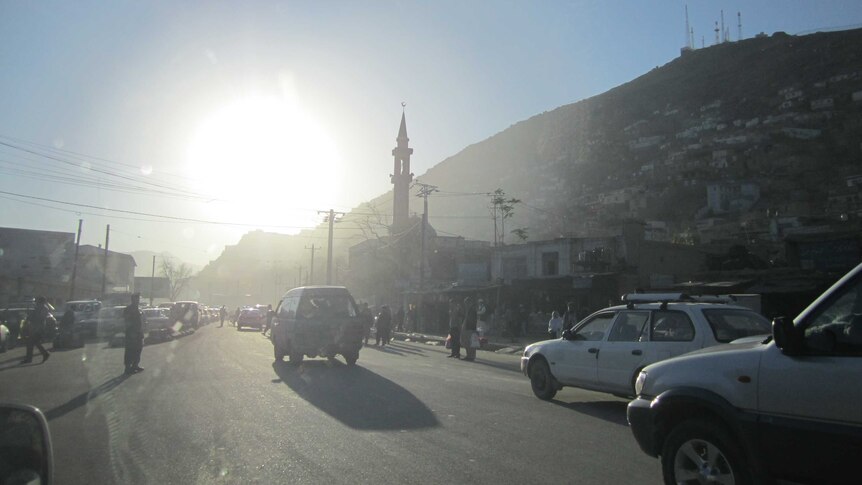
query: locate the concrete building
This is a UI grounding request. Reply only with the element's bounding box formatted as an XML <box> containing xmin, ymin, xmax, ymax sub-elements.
<box><xmin>0</xmin><ymin>227</ymin><xmax>75</xmax><ymax>306</ymax></box>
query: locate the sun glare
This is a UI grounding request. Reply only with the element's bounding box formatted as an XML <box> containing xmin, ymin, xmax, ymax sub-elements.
<box><xmin>187</xmin><ymin>95</ymin><xmax>340</xmax><ymax>230</ymax></box>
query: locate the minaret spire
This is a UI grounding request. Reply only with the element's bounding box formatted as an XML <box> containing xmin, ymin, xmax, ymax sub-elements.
<box><xmin>391</xmin><ymin>103</ymin><xmax>414</xmax><ymax>235</ymax></box>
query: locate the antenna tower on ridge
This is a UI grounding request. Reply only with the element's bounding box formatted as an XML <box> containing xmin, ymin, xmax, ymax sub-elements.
<box><xmin>721</xmin><ymin>10</ymin><xmax>726</xmax><ymax>42</ymax></box>
<box><xmin>738</xmin><ymin>11</ymin><xmax>743</xmax><ymax>41</ymax></box>
<box><xmin>684</xmin><ymin>5</ymin><xmax>691</xmax><ymax>49</ymax></box>
<box><xmin>714</xmin><ymin>21</ymin><xmax>720</xmax><ymax>45</ymax></box>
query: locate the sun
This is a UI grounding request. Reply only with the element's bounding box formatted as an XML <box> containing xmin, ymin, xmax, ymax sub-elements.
<box><xmin>187</xmin><ymin>95</ymin><xmax>340</xmax><ymax>230</ymax></box>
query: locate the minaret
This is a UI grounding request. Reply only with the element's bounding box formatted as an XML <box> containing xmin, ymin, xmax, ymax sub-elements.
<box><xmin>391</xmin><ymin>107</ymin><xmax>413</xmax><ymax>235</ymax></box>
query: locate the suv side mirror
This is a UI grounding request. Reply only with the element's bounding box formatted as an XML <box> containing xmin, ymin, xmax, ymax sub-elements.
<box><xmin>772</xmin><ymin>316</ymin><xmax>802</xmax><ymax>355</ymax></box>
<box><xmin>0</xmin><ymin>403</ymin><xmax>53</xmax><ymax>485</ymax></box>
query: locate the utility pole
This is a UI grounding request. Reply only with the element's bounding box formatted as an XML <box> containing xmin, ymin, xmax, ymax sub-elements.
<box><xmin>296</xmin><ymin>265</ymin><xmax>303</xmax><ymax>287</ymax></box>
<box><xmin>414</xmin><ymin>182</ymin><xmax>438</xmax><ymax>291</ymax></box>
<box><xmin>69</xmin><ymin>219</ymin><xmax>83</xmax><ymax>300</ymax></box>
<box><xmin>150</xmin><ymin>255</ymin><xmax>156</xmax><ymax>306</ymax></box>
<box><xmin>100</xmin><ymin>224</ymin><xmax>110</xmax><ymax>297</ymax></box>
<box><xmin>318</xmin><ymin>209</ymin><xmax>345</xmax><ymax>285</ymax></box>
<box><xmin>305</xmin><ymin>244</ymin><xmax>318</xmax><ymax>286</ymax></box>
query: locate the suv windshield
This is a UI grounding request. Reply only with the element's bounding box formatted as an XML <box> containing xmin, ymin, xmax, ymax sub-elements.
<box><xmin>702</xmin><ymin>308</ymin><xmax>772</xmax><ymax>342</ymax></box>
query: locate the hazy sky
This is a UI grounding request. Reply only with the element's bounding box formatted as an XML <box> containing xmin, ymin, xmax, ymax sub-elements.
<box><xmin>2</xmin><ymin>1</ymin><xmax>861</xmax><ymax>266</ymax></box>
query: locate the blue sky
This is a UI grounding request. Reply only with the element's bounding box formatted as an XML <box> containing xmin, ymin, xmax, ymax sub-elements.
<box><xmin>1</xmin><ymin>0</ymin><xmax>861</xmax><ymax>265</ymax></box>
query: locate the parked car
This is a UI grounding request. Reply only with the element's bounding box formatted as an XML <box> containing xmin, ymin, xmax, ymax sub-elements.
<box><xmin>80</xmin><ymin>306</ymin><xmax>126</xmax><ymax>338</ymax></box>
<box><xmin>521</xmin><ymin>293</ymin><xmax>771</xmax><ymax>399</ymax></box>
<box><xmin>627</xmin><ymin>263</ymin><xmax>862</xmax><ymax>485</ymax></box>
<box><xmin>235</xmin><ymin>308</ymin><xmax>265</xmax><ymax>331</ymax></box>
<box><xmin>271</xmin><ymin>286</ymin><xmax>364</xmax><ymax>365</ymax></box>
<box><xmin>62</xmin><ymin>300</ymin><xmax>102</xmax><ymax>324</ymax></box>
<box><xmin>142</xmin><ymin>308</ymin><xmax>171</xmax><ymax>331</ymax></box>
<box><xmin>171</xmin><ymin>301</ymin><xmax>200</xmax><ymax>330</ymax></box>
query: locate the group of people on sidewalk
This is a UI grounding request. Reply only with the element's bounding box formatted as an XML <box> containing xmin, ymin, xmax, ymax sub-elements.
<box><xmin>447</xmin><ymin>296</ymin><xmax>480</xmax><ymax>361</ymax></box>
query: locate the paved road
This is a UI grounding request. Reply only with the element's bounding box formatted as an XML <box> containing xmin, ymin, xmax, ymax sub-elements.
<box><xmin>0</xmin><ymin>324</ymin><xmax>661</xmax><ymax>484</ymax></box>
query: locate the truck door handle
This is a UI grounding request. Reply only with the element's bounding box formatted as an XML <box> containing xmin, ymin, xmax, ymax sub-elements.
<box><xmin>588</xmin><ymin>348</ymin><xmax>599</xmax><ymax>354</ymax></box>
<box><xmin>631</xmin><ymin>349</ymin><xmax>643</xmax><ymax>356</ymax></box>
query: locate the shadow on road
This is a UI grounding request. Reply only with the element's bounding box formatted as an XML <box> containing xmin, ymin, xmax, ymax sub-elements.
<box><xmin>44</xmin><ymin>374</ymin><xmax>131</xmax><ymax>421</ymax></box>
<box><xmin>362</xmin><ymin>343</ymin><xmax>428</xmax><ymax>357</ymax></box>
<box><xmin>466</xmin><ymin>358</ymin><xmax>521</xmax><ymax>374</ymax></box>
<box><xmin>549</xmin><ymin>399</ymin><xmax>629</xmax><ymax>426</ymax></box>
<box><xmin>272</xmin><ymin>360</ymin><xmax>440</xmax><ymax>431</ymax></box>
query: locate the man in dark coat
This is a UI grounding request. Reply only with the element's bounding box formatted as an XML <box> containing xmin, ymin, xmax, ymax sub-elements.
<box><xmin>21</xmin><ymin>296</ymin><xmax>50</xmax><ymax>364</ymax></box>
<box><xmin>375</xmin><ymin>306</ymin><xmax>392</xmax><ymax>346</ymax></box>
<box><xmin>124</xmin><ymin>293</ymin><xmax>145</xmax><ymax>374</ymax></box>
<box><xmin>461</xmin><ymin>297</ymin><xmax>478</xmax><ymax>361</ymax></box>
<box><xmin>447</xmin><ymin>299</ymin><xmax>463</xmax><ymax>359</ymax></box>
<box><xmin>562</xmin><ymin>301</ymin><xmax>579</xmax><ymax>332</ymax></box>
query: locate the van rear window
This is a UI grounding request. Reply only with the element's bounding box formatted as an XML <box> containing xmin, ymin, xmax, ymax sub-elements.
<box><xmin>299</xmin><ymin>294</ymin><xmax>356</xmax><ymax>318</ymax></box>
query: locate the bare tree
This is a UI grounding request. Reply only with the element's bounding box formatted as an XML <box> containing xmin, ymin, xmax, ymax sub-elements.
<box><xmin>160</xmin><ymin>257</ymin><xmax>192</xmax><ymax>301</ymax></box>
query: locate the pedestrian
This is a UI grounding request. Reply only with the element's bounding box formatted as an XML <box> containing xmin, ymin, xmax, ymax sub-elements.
<box><xmin>123</xmin><ymin>293</ymin><xmax>145</xmax><ymax>375</ymax></box>
<box><xmin>548</xmin><ymin>310</ymin><xmax>563</xmax><ymax>339</ymax></box>
<box><xmin>406</xmin><ymin>304</ymin><xmax>417</xmax><ymax>332</ymax></box>
<box><xmin>359</xmin><ymin>303</ymin><xmax>373</xmax><ymax>345</ymax></box>
<box><xmin>3</xmin><ymin>311</ymin><xmax>20</xmax><ymax>349</ymax></box>
<box><xmin>394</xmin><ymin>306</ymin><xmax>405</xmax><ymax>333</ymax></box>
<box><xmin>219</xmin><ymin>305</ymin><xmax>227</xmax><ymax>327</ymax></box>
<box><xmin>233</xmin><ymin>307</ymin><xmax>241</xmax><ymax>326</ymax></box>
<box><xmin>263</xmin><ymin>304</ymin><xmax>274</xmax><ymax>336</ymax></box>
<box><xmin>55</xmin><ymin>308</ymin><xmax>76</xmax><ymax>348</ymax></box>
<box><xmin>460</xmin><ymin>296</ymin><xmax>478</xmax><ymax>361</ymax></box>
<box><xmin>375</xmin><ymin>305</ymin><xmax>392</xmax><ymax>346</ymax></box>
<box><xmin>20</xmin><ymin>296</ymin><xmax>51</xmax><ymax>364</ymax></box>
<box><xmin>562</xmin><ymin>301</ymin><xmax>579</xmax><ymax>333</ymax></box>
<box><xmin>447</xmin><ymin>298</ymin><xmax>463</xmax><ymax>358</ymax></box>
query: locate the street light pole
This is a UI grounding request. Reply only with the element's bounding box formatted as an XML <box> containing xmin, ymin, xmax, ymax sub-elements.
<box><xmin>305</xmin><ymin>244</ymin><xmax>318</xmax><ymax>285</ymax></box>
<box><xmin>69</xmin><ymin>219</ymin><xmax>83</xmax><ymax>300</ymax></box>
<box><xmin>318</xmin><ymin>209</ymin><xmax>345</xmax><ymax>285</ymax></box>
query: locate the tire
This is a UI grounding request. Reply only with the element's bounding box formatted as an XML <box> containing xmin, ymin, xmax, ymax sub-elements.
<box><xmin>344</xmin><ymin>351</ymin><xmax>358</xmax><ymax>366</ymax></box>
<box><xmin>236</xmin><ymin>323</ymin><xmax>241</xmax><ymax>331</ymax></box>
<box><xmin>661</xmin><ymin>419</ymin><xmax>750</xmax><ymax>485</ymax></box>
<box><xmin>529</xmin><ymin>358</ymin><xmax>557</xmax><ymax>400</ymax></box>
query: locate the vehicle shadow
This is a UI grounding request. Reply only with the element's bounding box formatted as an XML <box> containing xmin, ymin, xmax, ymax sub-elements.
<box><xmin>362</xmin><ymin>344</ymin><xmax>428</xmax><ymax>357</ymax></box>
<box><xmin>467</xmin><ymin>358</ymin><xmax>521</xmax><ymax>374</ymax></box>
<box><xmin>272</xmin><ymin>360</ymin><xmax>440</xmax><ymax>430</ymax></box>
<box><xmin>549</xmin><ymin>399</ymin><xmax>629</xmax><ymax>426</ymax></box>
<box><xmin>44</xmin><ymin>374</ymin><xmax>131</xmax><ymax>421</ymax></box>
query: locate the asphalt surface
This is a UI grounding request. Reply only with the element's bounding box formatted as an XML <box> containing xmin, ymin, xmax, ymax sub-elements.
<box><xmin>0</xmin><ymin>324</ymin><xmax>662</xmax><ymax>485</ymax></box>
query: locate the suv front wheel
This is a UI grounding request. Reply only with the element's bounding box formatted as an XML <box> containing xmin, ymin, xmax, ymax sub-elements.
<box><xmin>661</xmin><ymin>418</ymin><xmax>750</xmax><ymax>485</ymax></box>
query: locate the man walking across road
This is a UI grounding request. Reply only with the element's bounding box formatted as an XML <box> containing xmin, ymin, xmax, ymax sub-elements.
<box><xmin>20</xmin><ymin>296</ymin><xmax>51</xmax><ymax>364</ymax></box>
<box><xmin>123</xmin><ymin>293</ymin><xmax>145</xmax><ymax>375</ymax></box>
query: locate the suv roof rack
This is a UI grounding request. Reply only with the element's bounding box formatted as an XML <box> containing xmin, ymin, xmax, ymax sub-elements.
<box><xmin>621</xmin><ymin>293</ymin><xmax>736</xmax><ymax>309</ymax></box>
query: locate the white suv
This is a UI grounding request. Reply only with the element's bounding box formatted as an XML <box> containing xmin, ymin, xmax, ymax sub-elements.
<box><xmin>520</xmin><ymin>295</ymin><xmax>771</xmax><ymax>400</ymax></box>
<box><xmin>628</xmin><ymin>263</ymin><xmax>862</xmax><ymax>485</ymax></box>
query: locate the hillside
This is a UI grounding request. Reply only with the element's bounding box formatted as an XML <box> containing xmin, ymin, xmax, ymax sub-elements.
<box><xmin>195</xmin><ymin>28</ymin><xmax>862</xmax><ymax>300</ymax></box>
